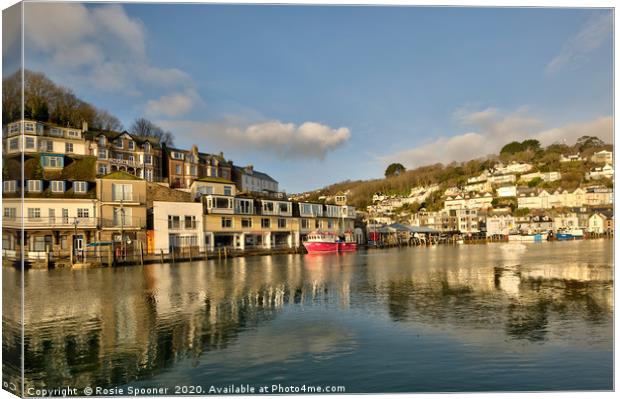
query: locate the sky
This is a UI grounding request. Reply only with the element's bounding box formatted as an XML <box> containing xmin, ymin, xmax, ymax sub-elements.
<box><xmin>2</xmin><ymin>2</ymin><xmax>614</xmax><ymax>193</ymax></box>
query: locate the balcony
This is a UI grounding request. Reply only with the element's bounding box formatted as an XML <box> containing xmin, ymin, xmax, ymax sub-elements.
<box><xmin>109</xmin><ymin>157</ymin><xmax>142</xmax><ymax>168</ymax></box>
<box><xmin>100</xmin><ymin>216</ymin><xmax>146</xmax><ymax>229</ymax></box>
<box><xmin>3</xmin><ymin>216</ymin><xmax>98</xmax><ymax>229</ymax></box>
<box><xmin>98</xmin><ymin>193</ymin><xmax>146</xmax><ymax>204</ymax></box>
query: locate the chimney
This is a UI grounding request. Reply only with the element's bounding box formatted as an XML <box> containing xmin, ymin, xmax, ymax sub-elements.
<box><xmin>82</xmin><ymin>121</ymin><xmax>88</xmax><ymax>132</ymax></box>
<box><xmin>245</xmin><ymin>164</ymin><xmax>254</xmax><ymax>173</ymax></box>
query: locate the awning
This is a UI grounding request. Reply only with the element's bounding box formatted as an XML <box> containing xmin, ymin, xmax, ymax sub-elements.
<box><xmin>87</xmin><ymin>241</ymin><xmax>113</xmax><ymax>247</ymax></box>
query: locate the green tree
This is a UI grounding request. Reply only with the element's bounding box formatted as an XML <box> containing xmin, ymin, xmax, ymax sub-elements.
<box><xmin>384</xmin><ymin>163</ymin><xmax>406</xmax><ymax>178</ymax></box>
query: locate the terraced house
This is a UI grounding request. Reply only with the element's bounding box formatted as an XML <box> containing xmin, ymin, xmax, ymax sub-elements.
<box><xmin>2</xmin><ymin>153</ymin><xmax>98</xmax><ymax>262</ymax></box>
<box><xmin>162</xmin><ymin>144</ymin><xmax>232</xmax><ymax>189</ymax></box>
<box><xmin>86</xmin><ymin>129</ymin><xmax>162</xmax><ymax>181</ymax></box>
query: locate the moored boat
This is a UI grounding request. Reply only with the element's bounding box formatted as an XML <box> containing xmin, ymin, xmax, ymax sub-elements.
<box><xmin>508</xmin><ymin>233</ymin><xmax>548</xmax><ymax>242</ymax></box>
<box><xmin>303</xmin><ymin>231</ymin><xmax>338</xmax><ymax>253</ymax></box>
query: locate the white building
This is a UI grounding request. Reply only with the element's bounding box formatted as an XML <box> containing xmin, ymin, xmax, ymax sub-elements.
<box><xmin>590</xmin><ymin>150</ymin><xmax>613</xmax><ymax>164</ymax></box>
<box><xmin>586</xmin><ymin>164</ymin><xmax>614</xmax><ymax>181</ymax></box>
<box><xmin>553</xmin><ymin>213</ymin><xmax>579</xmax><ymax>231</ymax></box>
<box><xmin>444</xmin><ymin>193</ymin><xmax>493</xmax><ymax>211</ymax></box>
<box><xmin>520</xmin><ymin>171</ymin><xmax>561</xmax><ymax>183</ymax></box>
<box><xmin>497</xmin><ymin>185</ymin><xmax>517</xmax><ymax>198</ymax></box>
<box><xmin>488</xmin><ymin>174</ymin><xmax>517</xmax><ymax>185</ymax></box>
<box><xmin>560</xmin><ymin>153</ymin><xmax>585</xmax><ymax>162</ymax></box>
<box><xmin>486</xmin><ymin>215</ymin><xmax>515</xmax><ymax>236</ymax></box>
<box><xmin>152</xmin><ymin>201</ymin><xmax>204</xmax><ymax>254</ymax></box>
<box><xmin>233</xmin><ymin>165</ymin><xmax>279</xmax><ymax>194</ymax></box>
<box><xmin>493</xmin><ymin>162</ymin><xmax>533</xmax><ymax>175</ymax></box>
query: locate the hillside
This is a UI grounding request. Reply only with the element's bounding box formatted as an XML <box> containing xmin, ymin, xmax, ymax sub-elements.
<box><xmin>298</xmin><ymin>137</ymin><xmax>612</xmax><ymax>210</ymax></box>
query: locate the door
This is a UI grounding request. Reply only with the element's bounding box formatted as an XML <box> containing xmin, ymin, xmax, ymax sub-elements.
<box><xmin>74</xmin><ymin>235</ymin><xmax>84</xmax><ymax>262</ymax></box>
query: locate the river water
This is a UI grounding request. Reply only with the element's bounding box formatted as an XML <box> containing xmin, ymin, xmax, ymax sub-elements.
<box><xmin>2</xmin><ymin>239</ymin><xmax>613</xmax><ymax>394</ymax></box>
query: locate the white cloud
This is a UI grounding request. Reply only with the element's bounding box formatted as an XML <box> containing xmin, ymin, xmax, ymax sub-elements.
<box><xmin>145</xmin><ymin>89</ymin><xmax>201</xmax><ymax>117</ymax></box>
<box><xmin>157</xmin><ymin>119</ymin><xmax>351</xmax><ymax>160</ymax></box>
<box><xmin>380</xmin><ymin>108</ymin><xmax>612</xmax><ymax>168</ymax></box>
<box><xmin>546</xmin><ymin>12</ymin><xmax>612</xmax><ymax>74</ymax></box>
<box><xmin>22</xmin><ymin>2</ymin><xmax>196</xmax><ymax>103</ymax></box>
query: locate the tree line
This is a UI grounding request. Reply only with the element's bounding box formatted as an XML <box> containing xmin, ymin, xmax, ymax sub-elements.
<box><xmin>2</xmin><ymin>69</ymin><xmax>174</xmax><ymax>145</ymax></box>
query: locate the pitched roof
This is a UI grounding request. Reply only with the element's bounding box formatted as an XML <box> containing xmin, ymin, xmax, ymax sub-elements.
<box><xmin>234</xmin><ymin>165</ymin><xmax>278</xmax><ymax>183</ymax></box>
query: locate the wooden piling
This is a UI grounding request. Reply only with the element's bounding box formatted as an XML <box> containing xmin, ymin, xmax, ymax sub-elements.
<box><xmin>139</xmin><ymin>241</ymin><xmax>144</xmax><ymax>267</ymax></box>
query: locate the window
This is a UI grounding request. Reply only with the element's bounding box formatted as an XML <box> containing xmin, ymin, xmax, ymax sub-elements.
<box><xmin>67</xmin><ymin>130</ymin><xmax>80</xmax><ymax>138</ymax></box>
<box><xmin>50</xmin><ymin>128</ymin><xmax>62</xmax><ymax>137</ymax></box>
<box><xmin>98</xmin><ymin>164</ymin><xmax>107</xmax><ymax>175</ymax></box>
<box><xmin>117</xmin><ymin>153</ymin><xmax>123</xmax><ymax>160</ymax></box>
<box><xmin>24</xmin><ymin>123</ymin><xmax>34</xmax><ymax>132</ymax></box>
<box><xmin>168</xmin><ymin>215</ymin><xmax>181</xmax><ymax>229</ymax></box>
<box><xmin>98</xmin><ymin>136</ymin><xmax>106</xmax><ymax>146</ymax></box>
<box><xmin>277</xmin><ymin>218</ymin><xmax>287</xmax><ymax>228</ymax></box>
<box><xmin>115</xmin><ymin>139</ymin><xmax>123</xmax><ymax>148</ymax></box>
<box><xmin>9</xmin><ymin>124</ymin><xmax>19</xmax><ymax>134</ymax></box>
<box><xmin>45</xmin><ymin>140</ymin><xmax>54</xmax><ymax>152</ymax></box>
<box><xmin>74</xmin><ymin>181</ymin><xmax>87</xmax><ymax>193</ymax></box>
<box><xmin>279</xmin><ymin>202</ymin><xmax>290</xmax><ymax>214</ymax></box>
<box><xmin>113</xmin><ymin>207</ymin><xmax>132</xmax><ymax>226</ymax></box>
<box><xmin>112</xmin><ymin>183</ymin><xmax>133</xmax><ymax>201</ymax></box>
<box><xmin>241</xmin><ymin>218</ymin><xmax>252</xmax><ymax>228</ymax></box>
<box><xmin>31</xmin><ymin>236</ymin><xmax>51</xmax><ymax>252</ymax></box>
<box><xmin>77</xmin><ymin>208</ymin><xmax>89</xmax><ymax>218</ymax></box>
<box><xmin>236</xmin><ymin>199</ymin><xmax>252</xmax><ymax>214</ymax></box>
<box><xmin>221</xmin><ymin>217</ymin><xmax>233</xmax><ymax>228</ymax></box>
<box><xmin>3</xmin><ymin>180</ymin><xmax>16</xmax><ymax>193</ymax></box>
<box><xmin>145</xmin><ymin>169</ymin><xmax>153</xmax><ymax>181</ymax></box>
<box><xmin>172</xmin><ymin>152</ymin><xmax>183</xmax><ymax>160</ymax></box>
<box><xmin>128</xmin><ymin>155</ymin><xmax>134</xmax><ymax>163</ymax></box>
<box><xmin>65</xmin><ymin>143</ymin><xmax>73</xmax><ymax>153</ymax></box>
<box><xmin>214</xmin><ymin>197</ymin><xmax>231</xmax><ymax>209</ymax></box>
<box><xmin>9</xmin><ymin>138</ymin><xmax>18</xmax><ymax>150</ymax></box>
<box><xmin>263</xmin><ymin>201</ymin><xmax>274</xmax><ymax>213</ymax></box>
<box><xmin>301</xmin><ymin>219</ymin><xmax>310</xmax><ymax>229</ymax></box>
<box><xmin>25</xmin><ymin>137</ymin><xmax>35</xmax><ymax>149</ymax></box>
<box><xmin>27</xmin><ymin>208</ymin><xmax>41</xmax><ymax>220</ymax></box>
<box><xmin>128</xmin><ymin>141</ymin><xmax>135</xmax><ymax>150</ymax></box>
<box><xmin>98</xmin><ymin>148</ymin><xmax>107</xmax><ymax>159</ymax></box>
<box><xmin>48</xmin><ymin>208</ymin><xmax>55</xmax><ymax>223</ymax></box>
<box><xmin>3</xmin><ymin>208</ymin><xmax>16</xmax><ymax>219</ymax></box>
<box><xmin>327</xmin><ymin>220</ymin><xmax>334</xmax><ymax>229</ymax></box>
<box><xmin>27</xmin><ymin>180</ymin><xmax>42</xmax><ymax>192</ymax></box>
<box><xmin>190</xmin><ymin>165</ymin><xmax>197</xmax><ymax>175</ymax></box>
<box><xmin>144</xmin><ymin>154</ymin><xmax>152</xmax><ymax>164</ymax></box>
<box><xmin>50</xmin><ymin>181</ymin><xmax>65</xmax><ymax>193</ymax></box>
<box><xmin>224</xmin><ymin>186</ymin><xmax>232</xmax><ymax>196</ymax></box>
<box><xmin>175</xmin><ymin>165</ymin><xmax>182</xmax><ymax>175</ymax></box>
<box><xmin>144</xmin><ymin>142</ymin><xmax>151</xmax><ymax>152</ymax></box>
<box><xmin>41</xmin><ymin>155</ymin><xmax>63</xmax><ymax>168</ymax></box>
<box><xmin>184</xmin><ymin>215</ymin><xmax>196</xmax><ymax>229</ymax></box>
<box><xmin>261</xmin><ymin>218</ymin><xmax>270</xmax><ymax>228</ymax></box>
<box><xmin>62</xmin><ymin>209</ymin><xmax>69</xmax><ymax>224</ymax></box>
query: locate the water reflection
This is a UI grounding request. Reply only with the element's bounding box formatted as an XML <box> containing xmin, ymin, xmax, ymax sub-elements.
<box><xmin>2</xmin><ymin>240</ymin><xmax>613</xmax><ymax>393</ymax></box>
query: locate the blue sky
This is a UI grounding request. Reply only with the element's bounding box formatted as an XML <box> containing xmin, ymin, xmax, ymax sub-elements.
<box><xmin>6</xmin><ymin>3</ymin><xmax>614</xmax><ymax>192</ymax></box>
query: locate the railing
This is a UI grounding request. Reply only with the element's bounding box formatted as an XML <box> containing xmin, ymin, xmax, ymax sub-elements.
<box><xmin>3</xmin><ymin>216</ymin><xmax>98</xmax><ymax>228</ymax></box>
<box><xmin>168</xmin><ymin>221</ymin><xmax>200</xmax><ymax>230</ymax></box>
<box><xmin>100</xmin><ymin>217</ymin><xmax>146</xmax><ymax>228</ymax></box>
<box><xmin>109</xmin><ymin>157</ymin><xmax>142</xmax><ymax>168</ymax></box>
<box><xmin>98</xmin><ymin>193</ymin><xmax>146</xmax><ymax>203</ymax></box>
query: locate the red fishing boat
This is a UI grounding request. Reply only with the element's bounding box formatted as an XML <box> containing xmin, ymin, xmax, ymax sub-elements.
<box><xmin>303</xmin><ymin>231</ymin><xmax>338</xmax><ymax>253</ymax></box>
<box><xmin>303</xmin><ymin>231</ymin><xmax>357</xmax><ymax>253</ymax></box>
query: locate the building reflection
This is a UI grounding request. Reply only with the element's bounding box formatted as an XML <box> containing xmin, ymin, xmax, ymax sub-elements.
<box><xmin>2</xmin><ymin>241</ymin><xmax>613</xmax><ymax>392</ymax></box>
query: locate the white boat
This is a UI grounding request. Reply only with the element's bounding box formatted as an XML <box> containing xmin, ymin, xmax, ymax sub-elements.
<box><xmin>508</xmin><ymin>233</ymin><xmax>548</xmax><ymax>242</ymax></box>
